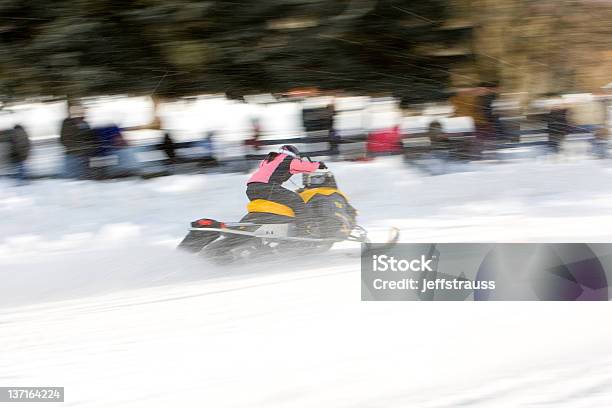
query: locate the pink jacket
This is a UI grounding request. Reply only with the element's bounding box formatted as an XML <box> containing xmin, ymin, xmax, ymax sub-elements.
<box><xmin>248</xmin><ymin>153</ymin><xmax>321</xmax><ymax>184</ymax></box>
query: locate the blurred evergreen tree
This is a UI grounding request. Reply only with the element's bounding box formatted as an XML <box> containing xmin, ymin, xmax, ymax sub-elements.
<box><xmin>0</xmin><ymin>0</ymin><xmax>454</xmax><ymax>102</ymax></box>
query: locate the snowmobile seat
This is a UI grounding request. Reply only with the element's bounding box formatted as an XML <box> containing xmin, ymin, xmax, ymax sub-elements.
<box><xmin>247</xmin><ymin>199</ymin><xmax>296</xmax><ymax>218</ymax></box>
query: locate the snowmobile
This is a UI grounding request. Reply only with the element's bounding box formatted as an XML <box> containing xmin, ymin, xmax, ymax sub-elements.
<box><xmin>178</xmin><ymin>169</ymin><xmax>399</xmax><ymax>263</ymax></box>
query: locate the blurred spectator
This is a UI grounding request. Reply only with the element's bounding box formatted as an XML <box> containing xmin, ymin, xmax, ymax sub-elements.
<box><xmin>547</xmin><ymin>97</ymin><xmax>569</xmax><ymax>153</ymax></box>
<box><xmin>302</xmin><ymin>101</ymin><xmax>334</xmax><ymax>137</ymax></box>
<box><xmin>426</xmin><ymin>120</ymin><xmax>451</xmax><ymax>162</ymax></box>
<box><xmin>493</xmin><ymin>93</ymin><xmax>523</xmax><ymax>142</ymax></box>
<box><xmin>367</xmin><ymin>125</ymin><xmax>402</xmax><ymax>155</ymax></box>
<box><xmin>427</xmin><ymin>121</ymin><xmax>447</xmax><ymax>150</ymax></box>
<box><xmin>94</xmin><ymin>124</ymin><xmax>139</xmax><ymax>178</ymax></box>
<box><xmin>60</xmin><ymin>103</ymin><xmax>100</xmax><ymax>179</ymax></box>
<box><xmin>299</xmin><ymin>97</ymin><xmax>339</xmax><ymax>159</ymax></box>
<box><xmin>0</xmin><ymin>124</ymin><xmax>31</xmax><ymax>184</ymax></box>
<box><xmin>159</xmin><ymin>132</ymin><xmax>177</xmax><ymax>166</ymax></box>
<box><xmin>11</xmin><ymin>125</ymin><xmax>31</xmax><ymax>181</ymax></box>
<box><xmin>95</xmin><ymin>125</ymin><xmax>122</xmax><ymax>155</ymax></box>
<box><xmin>478</xmin><ymin>82</ymin><xmax>503</xmax><ymax>142</ymax></box>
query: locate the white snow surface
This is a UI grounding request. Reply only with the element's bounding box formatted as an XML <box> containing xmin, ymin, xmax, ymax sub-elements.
<box><xmin>2</xmin><ymin>157</ymin><xmax>612</xmax><ymax>407</ymax></box>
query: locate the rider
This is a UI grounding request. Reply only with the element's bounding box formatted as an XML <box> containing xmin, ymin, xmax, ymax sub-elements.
<box><xmin>246</xmin><ymin>145</ymin><xmax>326</xmax><ymax>232</ymax></box>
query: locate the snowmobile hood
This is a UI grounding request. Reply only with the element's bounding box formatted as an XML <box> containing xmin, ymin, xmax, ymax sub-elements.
<box><xmin>299</xmin><ymin>187</ymin><xmax>349</xmax><ymax>204</ymax></box>
<box><xmin>247</xmin><ymin>199</ymin><xmax>296</xmax><ymax>217</ymax></box>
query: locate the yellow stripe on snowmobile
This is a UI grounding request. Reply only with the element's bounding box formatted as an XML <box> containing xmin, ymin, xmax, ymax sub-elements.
<box><xmin>247</xmin><ymin>199</ymin><xmax>295</xmax><ymax>217</ymax></box>
<box><xmin>299</xmin><ymin>187</ymin><xmax>349</xmax><ymax>204</ymax></box>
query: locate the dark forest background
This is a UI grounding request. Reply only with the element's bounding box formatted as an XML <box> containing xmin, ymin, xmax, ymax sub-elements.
<box><xmin>0</xmin><ymin>0</ymin><xmax>456</xmax><ymax>102</ymax></box>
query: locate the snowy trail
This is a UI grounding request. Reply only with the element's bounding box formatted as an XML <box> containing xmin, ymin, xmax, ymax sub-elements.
<box><xmin>2</xmin><ymin>267</ymin><xmax>612</xmax><ymax>407</ymax></box>
<box><xmin>3</xmin><ymin>157</ymin><xmax>612</xmax><ymax>406</ymax></box>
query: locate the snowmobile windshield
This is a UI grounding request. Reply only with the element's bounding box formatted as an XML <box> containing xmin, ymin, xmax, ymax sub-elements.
<box><xmin>303</xmin><ymin>173</ymin><xmax>327</xmax><ymax>188</ymax></box>
<box><xmin>310</xmin><ymin>175</ymin><xmax>326</xmax><ymax>185</ymax></box>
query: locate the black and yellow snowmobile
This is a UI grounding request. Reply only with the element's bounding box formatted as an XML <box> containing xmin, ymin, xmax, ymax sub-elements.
<box><xmin>177</xmin><ymin>169</ymin><xmax>398</xmax><ymax>263</ymax></box>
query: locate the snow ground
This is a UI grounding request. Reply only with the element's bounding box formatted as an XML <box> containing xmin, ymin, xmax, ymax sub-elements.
<box><xmin>2</xmin><ymin>157</ymin><xmax>612</xmax><ymax>407</ymax></box>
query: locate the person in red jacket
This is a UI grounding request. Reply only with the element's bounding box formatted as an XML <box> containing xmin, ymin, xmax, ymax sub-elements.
<box><xmin>247</xmin><ymin>145</ymin><xmax>325</xmax><ymax>231</ymax></box>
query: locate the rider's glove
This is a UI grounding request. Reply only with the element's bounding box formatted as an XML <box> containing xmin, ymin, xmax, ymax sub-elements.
<box><xmin>318</xmin><ymin>161</ymin><xmax>327</xmax><ymax>169</ymax></box>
